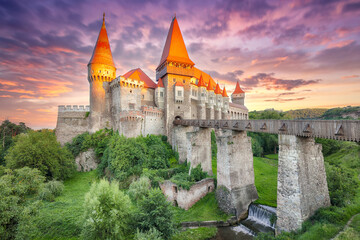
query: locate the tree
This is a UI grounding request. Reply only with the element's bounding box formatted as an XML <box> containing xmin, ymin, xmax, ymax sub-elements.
<box><xmin>81</xmin><ymin>179</ymin><xmax>134</xmax><ymax>240</ymax></box>
<box><xmin>128</xmin><ymin>176</ymin><xmax>151</xmax><ymax>202</ymax></box>
<box><xmin>5</xmin><ymin>130</ymin><xmax>75</xmax><ymax>180</ymax></box>
<box><xmin>0</xmin><ymin>167</ymin><xmax>45</xmax><ymax>239</ymax></box>
<box><xmin>136</xmin><ymin>188</ymin><xmax>175</xmax><ymax>240</ymax></box>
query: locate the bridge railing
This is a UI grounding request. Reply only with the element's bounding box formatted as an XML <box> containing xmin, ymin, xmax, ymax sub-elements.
<box><xmin>173</xmin><ymin>119</ymin><xmax>360</xmax><ymax>142</ymax></box>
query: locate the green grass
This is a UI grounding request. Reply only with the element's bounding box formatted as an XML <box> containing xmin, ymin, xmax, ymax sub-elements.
<box><xmin>172</xmin><ymin>192</ymin><xmax>231</xmax><ymax>223</ymax></box>
<box><xmin>253</xmin><ymin>156</ymin><xmax>278</xmax><ymax>207</ymax></box>
<box><xmin>171</xmin><ymin>227</ymin><xmax>217</xmax><ymax>240</ymax></box>
<box><xmin>264</xmin><ymin>154</ymin><xmax>278</xmax><ymax>160</ymax></box>
<box><xmin>34</xmin><ymin>171</ymin><xmax>97</xmax><ymax>239</ymax></box>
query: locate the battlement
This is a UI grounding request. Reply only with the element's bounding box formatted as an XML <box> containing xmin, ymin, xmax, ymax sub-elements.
<box><xmin>58</xmin><ymin>105</ymin><xmax>90</xmax><ymax>112</ymax></box>
<box><xmin>110</xmin><ymin>76</ymin><xmax>144</xmax><ymax>89</ymax></box>
<box><xmin>119</xmin><ymin>110</ymin><xmax>145</xmax><ymax>121</ymax></box>
<box><xmin>141</xmin><ymin>105</ymin><xmax>164</xmax><ymax>116</ymax></box>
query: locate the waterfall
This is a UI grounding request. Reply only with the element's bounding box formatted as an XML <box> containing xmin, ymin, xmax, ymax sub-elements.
<box><xmin>247</xmin><ymin>204</ymin><xmax>277</xmax><ymax>229</ymax></box>
<box><xmin>231</xmin><ymin>224</ymin><xmax>256</xmax><ymax>236</ymax></box>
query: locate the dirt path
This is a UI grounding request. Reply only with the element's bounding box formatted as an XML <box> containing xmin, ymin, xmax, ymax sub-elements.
<box><xmin>330</xmin><ymin>213</ymin><xmax>360</xmax><ymax>240</ymax></box>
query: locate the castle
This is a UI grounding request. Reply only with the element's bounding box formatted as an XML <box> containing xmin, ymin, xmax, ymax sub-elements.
<box><xmin>56</xmin><ymin>14</ymin><xmax>248</xmax><ymax>144</ymax></box>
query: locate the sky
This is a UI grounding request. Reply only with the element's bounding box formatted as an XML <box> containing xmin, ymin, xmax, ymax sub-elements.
<box><xmin>0</xmin><ymin>0</ymin><xmax>360</xmax><ymax>129</ymax></box>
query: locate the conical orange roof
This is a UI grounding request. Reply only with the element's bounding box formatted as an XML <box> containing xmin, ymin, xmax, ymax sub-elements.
<box><xmin>222</xmin><ymin>87</ymin><xmax>229</xmax><ymax>97</ymax></box>
<box><xmin>88</xmin><ymin>13</ymin><xmax>115</xmax><ymax>67</ymax></box>
<box><xmin>207</xmin><ymin>77</ymin><xmax>215</xmax><ymax>91</ymax></box>
<box><xmin>215</xmin><ymin>83</ymin><xmax>221</xmax><ymax>94</ymax></box>
<box><xmin>233</xmin><ymin>81</ymin><xmax>245</xmax><ymax>94</ymax></box>
<box><xmin>197</xmin><ymin>75</ymin><xmax>206</xmax><ymax>87</ymax></box>
<box><xmin>122</xmin><ymin>68</ymin><xmax>157</xmax><ymax>88</ymax></box>
<box><xmin>157</xmin><ymin>78</ymin><xmax>164</xmax><ymax>88</ymax></box>
<box><xmin>175</xmin><ymin>81</ymin><xmax>184</xmax><ymax>87</ymax></box>
<box><xmin>157</xmin><ymin>16</ymin><xmax>194</xmax><ymax>68</ymax></box>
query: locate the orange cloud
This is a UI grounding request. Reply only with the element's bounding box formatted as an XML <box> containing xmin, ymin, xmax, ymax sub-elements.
<box><xmin>327</xmin><ymin>40</ymin><xmax>354</xmax><ymax>49</ymax></box>
<box><xmin>0</xmin><ymin>88</ymin><xmax>35</xmax><ymax>94</ymax></box>
<box><xmin>0</xmin><ymin>79</ymin><xmax>17</xmax><ymax>86</ymax></box>
<box><xmin>342</xmin><ymin>75</ymin><xmax>359</xmax><ymax>79</ymax></box>
<box><xmin>0</xmin><ymin>95</ymin><xmax>13</xmax><ymax>98</ymax></box>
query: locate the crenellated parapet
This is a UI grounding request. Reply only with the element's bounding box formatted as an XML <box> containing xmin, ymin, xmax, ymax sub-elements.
<box><xmin>141</xmin><ymin>105</ymin><xmax>164</xmax><ymax>117</ymax></box>
<box><xmin>110</xmin><ymin>76</ymin><xmax>144</xmax><ymax>90</ymax></box>
<box><xmin>118</xmin><ymin>110</ymin><xmax>144</xmax><ymax>121</ymax></box>
<box><xmin>58</xmin><ymin>105</ymin><xmax>90</xmax><ymax>112</ymax></box>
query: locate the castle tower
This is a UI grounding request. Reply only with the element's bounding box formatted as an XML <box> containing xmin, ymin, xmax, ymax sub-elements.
<box><xmin>206</xmin><ymin>77</ymin><xmax>215</xmax><ymax>119</ymax></box>
<box><xmin>155</xmin><ymin>78</ymin><xmax>165</xmax><ymax>109</ymax></box>
<box><xmin>88</xmin><ymin>13</ymin><xmax>116</xmax><ymax>131</ymax></box>
<box><xmin>222</xmin><ymin>86</ymin><xmax>229</xmax><ymax>119</ymax></box>
<box><xmin>231</xmin><ymin>81</ymin><xmax>245</xmax><ymax>105</ymax></box>
<box><xmin>156</xmin><ymin>16</ymin><xmax>195</xmax><ymax>136</ymax></box>
<box><xmin>197</xmin><ymin>75</ymin><xmax>207</xmax><ymax>119</ymax></box>
<box><xmin>214</xmin><ymin>83</ymin><xmax>222</xmax><ymax>119</ymax></box>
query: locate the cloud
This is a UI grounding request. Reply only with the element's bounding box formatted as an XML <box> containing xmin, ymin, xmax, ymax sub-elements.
<box><xmin>204</xmin><ymin>69</ymin><xmax>244</xmax><ymax>83</ymax></box>
<box><xmin>241</xmin><ymin>73</ymin><xmax>321</xmax><ymax>90</ymax></box>
<box><xmin>342</xmin><ymin>75</ymin><xmax>359</xmax><ymax>79</ymax></box>
<box><xmin>264</xmin><ymin>97</ymin><xmax>306</xmax><ymax>102</ymax></box>
<box><xmin>342</xmin><ymin>2</ymin><xmax>360</xmax><ymax>12</ymax></box>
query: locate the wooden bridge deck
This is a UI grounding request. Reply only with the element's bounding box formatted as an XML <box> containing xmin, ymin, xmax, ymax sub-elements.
<box><xmin>173</xmin><ymin>119</ymin><xmax>360</xmax><ymax>142</ymax></box>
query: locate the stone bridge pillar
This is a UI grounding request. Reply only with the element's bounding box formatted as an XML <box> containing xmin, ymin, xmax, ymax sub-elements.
<box><xmin>277</xmin><ymin>135</ymin><xmax>330</xmax><ymax>234</ymax></box>
<box><xmin>215</xmin><ymin>130</ymin><xmax>258</xmax><ymax>220</ymax></box>
<box><xmin>172</xmin><ymin>126</ymin><xmax>212</xmax><ymax>175</ymax></box>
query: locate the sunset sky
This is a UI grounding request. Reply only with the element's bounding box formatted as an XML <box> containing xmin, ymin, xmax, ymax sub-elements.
<box><xmin>0</xmin><ymin>0</ymin><xmax>360</xmax><ymax>129</ymax></box>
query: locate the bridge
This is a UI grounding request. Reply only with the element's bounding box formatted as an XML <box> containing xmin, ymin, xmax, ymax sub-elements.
<box><xmin>171</xmin><ymin>118</ymin><xmax>360</xmax><ymax>234</ymax></box>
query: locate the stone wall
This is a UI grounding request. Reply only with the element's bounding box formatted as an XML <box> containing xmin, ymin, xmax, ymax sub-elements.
<box><xmin>75</xmin><ymin>149</ymin><xmax>98</xmax><ymax>172</ymax></box>
<box><xmin>55</xmin><ymin>105</ymin><xmax>90</xmax><ymax>145</ymax></box>
<box><xmin>215</xmin><ymin>130</ymin><xmax>258</xmax><ymax>220</ymax></box>
<box><xmin>142</xmin><ymin>106</ymin><xmax>165</xmax><ymax>136</ymax></box>
<box><xmin>160</xmin><ymin>178</ymin><xmax>215</xmax><ymax>210</ymax></box>
<box><xmin>276</xmin><ymin>135</ymin><xmax>330</xmax><ymax>233</ymax></box>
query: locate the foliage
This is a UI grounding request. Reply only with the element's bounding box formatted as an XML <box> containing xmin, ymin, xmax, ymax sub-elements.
<box><xmin>0</xmin><ymin>167</ymin><xmax>45</xmax><ymax>239</ymax></box>
<box><xmin>5</xmin><ymin>130</ymin><xmax>76</xmax><ymax>180</ymax></box>
<box><xmin>285</xmin><ymin>108</ymin><xmax>328</xmax><ymax>119</ymax></box>
<box><xmin>316</xmin><ymin>138</ymin><xmax>342</xmax><ymax>156</ymax></box>
<box><xmin>65</xmin><ymin>132</ymin><xmax>90</xmax><ymax>157</ymax></box>
<box><xmin>136</xmin><ymin>188</ymin><xmax>175</xmax><ymax>240</ymax></box>
<box><xmin>33</xmin><ymin>171</ymin><xmax>95</xmax><ymax>239</ymax></box>
<box><xmin>38</xmin><ymin>180</ymin><xmax>64</xmax><ymax>201</ymax></box>
<box><xmin>170</xmin><ymin>165</ymin><xmax>208</xmax><ymax>190</ymax></box>
<box><xmin>171</xmin><ymin>227</ymin><xmax>217</xmax><ymax>240</ymax></box>
<box><xmin>81</xmin><ymin>178</ymin><xmax>133</xmax><ymax>240</ymax></box>
<box><xmin>0</xmin><ymin>120</ymin><xmax>30</xmax><ymax>165</ymax></box>
<box><xmin>249</xmin><ymin>109</ymin><xmax>290</xmax><ymax>120</ymax></box>
<box><xmin>321</xmin><ymin>106</ymin><xmax>360</xmax><ymax>120</ymax></box>
<box><xmin>128</xmin><ymin>176</ymin><xmax>151</xmax><ymax>202</ymax></box>
<box><xmin>135</xmin><ymin>228</ymin><xmax>163</xmax><ymax>240</ymax></box>
<box><xmin>82</xmin><ymin>128</ymin><xmax>114</xmax><ymax>157</ymax></box>
<box><xmin>172</xmin><ymin>192</ymin><xmax>231</xmax><ymax>223</ymax></box>
<box><xmin>100</xmin><ymin>134</ymin><xmax>175</xmax><ymax>184</ymax></box>
<box><xmin>252</xmin><ymin>137</ymin><xmax>264</xmax><ymax>157</ymax></box>
<box><xmin>253</xmin><ymin>157</ymin><xmax>278</xmax><ymax>207</ymax></box>
<box><xmin>325</xmin><ymin>163</ymin><xmax>358</xmax><ymax>207</ymax></box>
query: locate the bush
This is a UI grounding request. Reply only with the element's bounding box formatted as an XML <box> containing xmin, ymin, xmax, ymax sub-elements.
<box><xmin>325</xmin><ymin>163</ymin><xmax>358</xmax><ymax>206</ymax></box>
<box><xmin>39</xmin><ymin>180</ymin><xmax>64</xmax><ymax>201</ymax></box>
<box><xmin>190</xmin><ymin>165</ymin><xmax>208</xmax><ymax>182</ymax></box>
<box><xmin>135</xmin><ymin>228</ymin><xmax>163</xmax><ymax>240</ymax></box>
<box><xmin>65</xmin><ymin>132</ymin><xmax>90</xmax><ymax>157</ymax></box>
<box><xmin>5</xmin><ymin>130</ymin><xmax>76</xmax><ymax>180</ymax></box>
<box><xmin>136</xmin><ymin>188</ymin><xmax>175</xmax><ymax>240</ymax></box>
<box><xmin>128</xmin><ymin>176</ymin><xmax>151</xmax><ymax>202</ymax></box>
<box><xmin>81</xmin><ymin>179</ymin><xmax>133</xmax><ymax>240</ymax></box>
<box><xmin>0</xmin><ymin>167</ymin><xmax>45</xmax><ymax>239</ymax></box>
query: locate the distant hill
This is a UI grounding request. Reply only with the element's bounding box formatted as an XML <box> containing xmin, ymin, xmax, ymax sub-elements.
<box><xmin>249</xmin><ymin>106</ymin><xmax>360</xmax><ymax>120</ymax></box>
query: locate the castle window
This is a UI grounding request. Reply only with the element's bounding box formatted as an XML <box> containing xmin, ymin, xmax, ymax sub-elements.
<box><xmin>160</xmin><ymin>92</ymin><xmax>164</xmax><ymax>97</ymax></box>
<box><xmin>129</xmin><ymin>103</ymin><xmax>135</xmax><ymax>110</ymax></box>
<box><xmin>130</xmin><ymin>90</ymin><xmax>132</xmax><ymax>93</ymax></box>
<box><xmin>173</xmin><ymin>78</ymin><xmax>176</xmax><ymax>82</ymax></box>
<box><xmin>142</xmin><ymin>95</ymin><xmax>144</xmax><ymax>99</ymax></box>
<box><xmin>99</xmin><ymin>70</ymin><xmax>101</xmax><ymax>73</ymax></box>
<box><xmin>177</xmin><ymin>91</ymin><xmax>182</xmax><ymax>97</ymax></box>
<box><xmin>183</xmin><ymin>80</ymin><xmax>185</xmax><ymax>83</ymax></box>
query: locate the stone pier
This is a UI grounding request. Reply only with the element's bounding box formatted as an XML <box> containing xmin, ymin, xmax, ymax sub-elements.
<box><xmin>276</xmin><ymin>135</ymin><xmax>330</xmax><ymax>233</ymax></box>
<box><xmin>172</xmin><ymin>126</ymin><xmax>212</xmax><ymax>175</ymax></box>
<box><xmin>215</xmin><ymin>130</ymin><xmax>258</xmax><ymax>220</ymax></box>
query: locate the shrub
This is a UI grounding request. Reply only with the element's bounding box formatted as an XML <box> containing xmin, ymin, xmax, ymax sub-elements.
<box><xmin>0</xmin><ymin>167</ymin><xmax>45</xmax><ymax>239</ymax></box>
<box><xmin>81</xmin><ymin>179</ymin><xmax>133</xmax><ymax>240</ymax></box>
<box><xmin>65</xmin><ymin>132</ymin><xmax>90</xmax><ymax>157</ymax></box>
<box><xmin>136</xmin><ymin>188</ymin><xmax>175</xmax><ymax>239</ymax></box>
<box><xmin>325</xmin><ymin>163</ymin><xmax>358</xmax><ymax>206</ymax></box>
<box><xmin>39</xmin><ymin>180</ymin><xmax>64</xmax><ymax>201</ymax></box>
<box><xmin>128</xmin><ymin>176</ymin><xmax>151</xmax><ymax>202</ymax></box>
<box><xmin>135</xmin><ymin>228</ymin><xmax>163</xmax><ymax>240</ymax></box>
<box><xmin>190</xmin><ymin>165</ymin><xmax>208</xmax><ymax>182</ymax></box>
<box><xmin>5</xmin><ymin>130</ymin><xmax>76</xmax><ymax>180</ymax></box>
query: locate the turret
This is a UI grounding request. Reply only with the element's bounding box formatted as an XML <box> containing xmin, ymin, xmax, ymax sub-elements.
<box><xmin>197</xmin><ymin>75</ymin><xmax>207</xmax><ymax>119</ymax></box>
<box><xmin>231</xmin><ymin>81</ymin><xmax>245</xmax><ymax>105</ymax></box>
<box><xmin>222</xmin><ymin>86</ymin><xmax>229</xmax><ymax>119</ymax></box>
<box><xmin>88</xmin><ymin>13</ymin><xmax>116</xmax><ymax>131</ymax></box>
<box><xmin>155</xmin><ymin>78</ymin><xmax>165</xmax><ymax>109</ymax></box>
<box><xmin>214</xmin><ymin>83</ymin><xmax>222</xmax><ymax>119</ymax></box>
